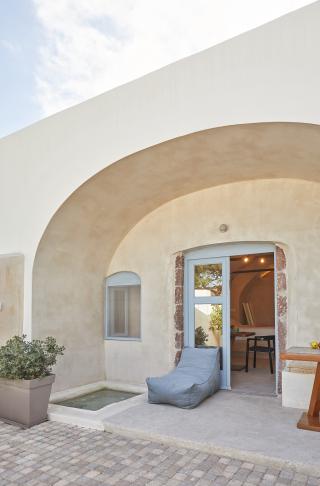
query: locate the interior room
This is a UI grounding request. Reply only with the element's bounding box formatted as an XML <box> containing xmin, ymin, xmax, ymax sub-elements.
<box><xmin>230</xmin><ymin>252</ymin><xmax>276</xmax><ymax>396</ymax></box>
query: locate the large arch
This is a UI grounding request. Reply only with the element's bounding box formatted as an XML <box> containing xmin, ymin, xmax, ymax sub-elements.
<box><xmin>1</xmin><ymin>1</ymin><xmax>320</xmax><ymax>343</ymax></box>
<box><xmin>32</xmin><ymin>122</ymin><xmax>320</xmax><ymax>391</ymax></box>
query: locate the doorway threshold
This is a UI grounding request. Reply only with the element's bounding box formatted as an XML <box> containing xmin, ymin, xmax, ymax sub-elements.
<box><xmin>231</xmin><ymin>367</ymin><xmax>276</xmax><ymax>396</ymax></box>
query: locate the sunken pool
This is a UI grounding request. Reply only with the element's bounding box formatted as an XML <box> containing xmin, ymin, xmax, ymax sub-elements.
<box><xmin>55</xmin><ymin>388</ymin><xmax>139</xmax><ymax>411</ymax></box>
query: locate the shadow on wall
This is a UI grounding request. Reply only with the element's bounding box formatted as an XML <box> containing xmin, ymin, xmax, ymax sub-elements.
<box><xmin>0</xmin><ymin>255</ymin><xmax>24</xmax><ymax>344</ymax></box>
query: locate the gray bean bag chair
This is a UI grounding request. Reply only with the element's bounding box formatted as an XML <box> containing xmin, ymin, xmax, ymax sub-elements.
<box><xmin>146</xmin><ymin>347</ymin><xmax>220</xmax><ymax>409</ymax></box>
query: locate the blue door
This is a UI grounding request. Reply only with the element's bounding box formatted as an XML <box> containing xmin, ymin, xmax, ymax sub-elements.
<box><xmin>185</xmin><ymin>256</ymin><xmax>230</xmax><ymax>389</ymax></box>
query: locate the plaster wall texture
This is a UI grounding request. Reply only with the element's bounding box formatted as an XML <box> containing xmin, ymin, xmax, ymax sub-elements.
<box><xmin>107</xmin><ymin>179</ymin><xmax>320</xmax><ymax>389</ymax></box>
<box><xmin>231</xmin><ymin>273</ymin><xmax>256</xmax><ymax>324</ymax></box>
<box><xmin>1</xmin><ymin>2</ymin><xmax>320</xmax><ymax>340</ymax></box>
<box><xmin>241</xmin><ymin>272</ymin><xmax>275</xmax><ymax>325</ymax></box>
<box><xmin>231</xmin><ymin>270</ymin><xmax>274</xmax><ymax>325</ymax></box>
<box><xmin>0</xmin><ymin>255</ymin><xmax>23</xmax><ymax>344</ymax></box>
<box><xmin>32</xmin><ymin>225</ymin><xmax>106</xmax><ymax>391</ymax></box>
<box><xmin>30</xmin><ymin>122</ymin><xmax>320</xmax><ymax>392</ymax></box>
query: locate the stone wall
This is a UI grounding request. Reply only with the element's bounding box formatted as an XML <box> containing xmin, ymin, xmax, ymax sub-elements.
<box><xmin>276</xmin><ymin>246</ymin><xmax>288</xmax><ymax>393</ymax></box>
<box><xmin>174</xmin><ymin>254</ymin><xmax>184</xmax><ymax>365</ymax></box>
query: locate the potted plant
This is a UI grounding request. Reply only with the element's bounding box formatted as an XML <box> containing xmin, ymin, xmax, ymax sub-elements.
<box><xmin>0</xmin><ymin>335</ymin><xmax>65</xmax><ymax>427</ymax></box>
<box><xmin>195</xmin><ymin>326</ymin><xmax>209</xmax><ymax>346</ymax></box>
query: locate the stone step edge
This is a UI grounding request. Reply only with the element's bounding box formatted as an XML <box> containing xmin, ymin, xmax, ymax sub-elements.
<box><xmin>103</xmin><ymin>420</ymin><xmax>320</xmax><ymax>478</ymax></box>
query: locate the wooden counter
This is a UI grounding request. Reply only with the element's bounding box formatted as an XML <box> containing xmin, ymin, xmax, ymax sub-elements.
<box><xmin>281</xmin><ymin>347</ymin><xmax>320</xmax><ymax>432</ymax></box>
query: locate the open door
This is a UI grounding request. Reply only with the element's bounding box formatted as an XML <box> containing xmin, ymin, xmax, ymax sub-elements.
<box><xmin>185</xmin><ymin>257</ymin><xmax>230</xmax><ymax>389</ymax></box>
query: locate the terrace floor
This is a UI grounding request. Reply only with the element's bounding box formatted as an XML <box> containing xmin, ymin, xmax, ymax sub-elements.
<box><xmin>100</xmin><ymin>391</ymin><xmax>320</xmax><ymax>477</ymax></box>
<box><xmin>0</xmin><ymin>419</ymin><xmax>319</xmax><ymax>486</ymax></box>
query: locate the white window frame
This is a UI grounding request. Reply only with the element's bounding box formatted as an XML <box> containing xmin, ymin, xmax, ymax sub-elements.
<box><xmin>105</xmin><ymin>271</ymin><xmax>141</xmax><ymax>341</ymax></box>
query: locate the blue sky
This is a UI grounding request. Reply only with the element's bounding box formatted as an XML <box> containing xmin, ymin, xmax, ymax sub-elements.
<box><xmin>0</xmin><ymin>1</ymin><xmax>42</xmax><ymax>137</ymax></box>
<box><xmin>0</xmin><ymin>0</ymin><xmax>315</xmax><ymax>139</ymax></box>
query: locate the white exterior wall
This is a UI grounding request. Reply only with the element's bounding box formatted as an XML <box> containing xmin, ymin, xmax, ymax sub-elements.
<box><xmin>1</xmin><ymin>3</ymin><xmax>320</xmax><ymax>337</ymax></box>
<box><xmin>107</xmin><ymin>179</ymin><xmax>320</xmax><ymax>407</ymax></box>
<box><xmin>282</xmin><ymin>371</ymin><xmax>314</xmax><ymax>409</ymax></box>
<box><xmin>1</xmin><ymin>4</ymin><xmax>320</xmax><ymax>396</ymax></box>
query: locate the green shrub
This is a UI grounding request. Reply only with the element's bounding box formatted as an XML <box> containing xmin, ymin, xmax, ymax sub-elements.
<box><xmin>195</xmin><ymin>326</ymin><xmax>209</xmax><ymax>346</ymax></box>
<box><xmin>209</xmin><ymin>305</ymin><xmax>223</xmax><ymax>334</ymax></box>
<box><xmin>0</xmin><ymin>335</ymin><xmax>65</xmax><ymax>380</ymax></box>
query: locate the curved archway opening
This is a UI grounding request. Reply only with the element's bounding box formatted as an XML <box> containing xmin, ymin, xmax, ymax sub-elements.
<box><xmin>32</xmin><ymin>122</ymin><xmax>320</xmax><ymax>392</ymax></box>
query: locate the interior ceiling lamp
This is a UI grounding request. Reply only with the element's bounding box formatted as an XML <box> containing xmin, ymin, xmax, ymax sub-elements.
<box><xmin>243</xmin><ymin>257</ymin><xmax>249</xmax><ymax>263</ymax></box>
<box><xmin>260</xmin><ymin>257</ymin><xmax>265</xmax><ymax>263</ymax></box>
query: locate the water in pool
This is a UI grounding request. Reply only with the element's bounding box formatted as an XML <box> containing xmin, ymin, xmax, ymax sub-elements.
<box><xmin>56</xmin><ymin>388</ymin><xmax>138</xmax><ymax>411</ymax></box>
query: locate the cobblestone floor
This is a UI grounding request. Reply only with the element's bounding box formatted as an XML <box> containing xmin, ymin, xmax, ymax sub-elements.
<box><xmin>0</xmin><ymin>421</ymin><xmax>319</xmax><ymax>486</ymax></box>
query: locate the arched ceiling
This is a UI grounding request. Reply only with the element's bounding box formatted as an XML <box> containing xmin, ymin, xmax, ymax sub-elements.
<box><xmin>32</xmin><ymin>121</ymin><xmax>320</xmax><ymax>390</ymax></box>
<box><xmin>34</xmin><ymin>122</ymin><xmax>320</xmax><ymax>271</ymax></box>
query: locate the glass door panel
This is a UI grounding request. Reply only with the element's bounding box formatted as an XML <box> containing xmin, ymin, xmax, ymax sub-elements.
<box><xmin>186</xmin><ymin>257</ymin><xmax>230</xmax><ymax>389</ymax></box>
<box><xmin>194</xmin><ymin>264</ymin><xmax>222</xmax><ymax>297</ymax></box>
<box><xmin>195</xmin><ymin>304</ymin><xmax>223</xmax><ymax>350</ymax></box>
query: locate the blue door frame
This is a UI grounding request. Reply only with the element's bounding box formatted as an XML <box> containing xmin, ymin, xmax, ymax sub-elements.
<box><xmin>184</xmin><ymin>242</ymin><xmax>276</xmax><ymax>391</ymax></box>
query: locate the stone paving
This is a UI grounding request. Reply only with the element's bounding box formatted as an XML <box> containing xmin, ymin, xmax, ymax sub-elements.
<box><xmin>0</xmin><ymin>420</ymin><xmax>319</xmax><ymax>486</ymax></box>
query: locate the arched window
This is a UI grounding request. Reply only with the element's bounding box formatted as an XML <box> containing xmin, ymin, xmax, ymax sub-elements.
<box><xmin>105</xmin><ymin>272</ymin><xmax>141</xmax><ymax>340</ymax></box>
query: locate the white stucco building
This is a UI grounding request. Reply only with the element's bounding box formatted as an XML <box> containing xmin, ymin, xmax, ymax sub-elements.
<box><xmin>1</xmin><ymin>2</ymin><xmax>320</xmax><ymax>409</ymax></box>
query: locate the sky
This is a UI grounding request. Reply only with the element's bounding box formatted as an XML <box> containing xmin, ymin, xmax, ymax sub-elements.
<box><xmin>0</xmin><ymin>0</ymin><xmax>315</xmax><ymax>139</ymax></box>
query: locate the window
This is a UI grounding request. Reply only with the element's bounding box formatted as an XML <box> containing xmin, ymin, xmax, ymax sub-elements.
<box><xmin>105</xmin><ymin>272</ymin><xmax>141</xmax><ymax>339</ymax></box>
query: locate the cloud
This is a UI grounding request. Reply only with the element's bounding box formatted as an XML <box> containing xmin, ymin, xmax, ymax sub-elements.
<box><xmin>33</xmin><ymin>0</ymin><xmax>314</xmax><ymax>117</ymax></box>
<box><xmin>0</xmin><ymin>39</ymin><xmax>21</xmax><ymax>54</ymax></box>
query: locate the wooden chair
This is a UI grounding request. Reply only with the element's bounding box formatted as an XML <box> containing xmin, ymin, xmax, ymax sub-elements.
<box><xmin>245</xmin><ymin>335</ymin><xmax>275</xmax><ymax>374</ymax></box>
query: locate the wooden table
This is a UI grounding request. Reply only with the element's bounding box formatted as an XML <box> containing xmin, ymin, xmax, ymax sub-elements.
<box><xmin>280</xmin><ymin>347</ymin><xmax>320</xmax><ymax>432</ymax></box>
<box><xmin>231</xmin><ymin>331</ymin><xmax>256</xmax><ymax>371</ymax></box>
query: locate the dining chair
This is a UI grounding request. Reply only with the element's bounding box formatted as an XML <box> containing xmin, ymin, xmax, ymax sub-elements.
<box><xmin>245</xmin><ymin>335</ymin><xmax>275</xmax><ymax>374</ymax></box>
